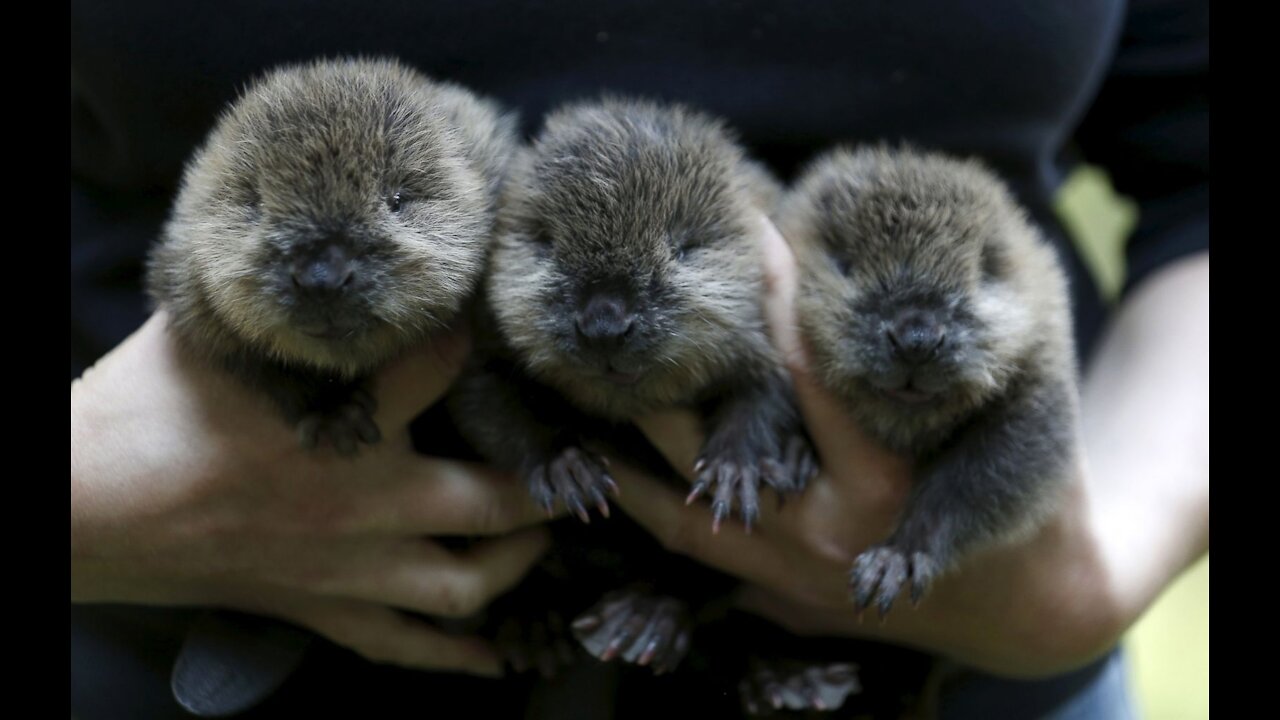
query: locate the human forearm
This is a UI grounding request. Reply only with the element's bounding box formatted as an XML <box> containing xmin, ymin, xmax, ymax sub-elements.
<box><xmin>1080</xmin><ymin>252</ymin><xmax>1209</xmax><ymax>621</ymax></box>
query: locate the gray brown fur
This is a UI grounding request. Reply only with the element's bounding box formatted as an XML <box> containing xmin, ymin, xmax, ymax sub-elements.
<box><xmin>146</xmin><ymin>57</ymin><xmax>517</xmax><ymax>452</ymax></box>
<box><xmin>779</xmin><ymin>145</ymin><xmax>1080</xmax><ymax>615</ymax></box>
<box><xmin>488</xmin><ymin>98</ymin><xmax>782</xmax><ymax>417</ymax></box>
<box><xmin>456</xmin><ymin>97</ymin><xmax>814</xmax><ymax>531</ymax></box>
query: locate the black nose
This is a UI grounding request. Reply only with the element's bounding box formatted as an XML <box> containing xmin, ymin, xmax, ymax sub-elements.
<box><xmin>576</xmin><ymin>293</ymin><xmax>635</xmax><ymax>347</ymax></box>
<box><xmin>292</xmin><ymin>245</ymin><xmax>355</xmax><ymax>293</ymax></box>
<box><xmin>887</xmin><ymin>310</ymin><xmax>946</xmax><ymax>364</ymax></box>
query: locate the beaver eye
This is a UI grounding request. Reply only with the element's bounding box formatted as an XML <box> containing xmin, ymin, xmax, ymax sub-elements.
<box><xmin>981</xmin><ymin>243</ymin><xmax>1005</xmax><ymax>280</ymax></box>
<box><xmin>387</xmin><ymin>192</ymin><xmax>405</xmax><ymax>213</ymax></box>
<box><xmin>833</xmin><ymin>254</ymin><xmax>852</xmax><ymax>275</ymax></box>
<box><xmin>242</xmin><ymin>188</ymin><xmax>263</xmax><ymax>219</ymax></box>
<box><xmin>671</xmin><ymin>232</ymin><xmax>699</xmax><ymax>261</ymax></box>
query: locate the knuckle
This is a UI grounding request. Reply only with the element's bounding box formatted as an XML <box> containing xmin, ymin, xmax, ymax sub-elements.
<box><xmin>431</xmin><ymin>574</ymin><xmax>484</xmax><ymax>618</ymax></box>
<box><xmin>800</xmin><ymin>530</ymin><xmax>854</xmax><ymax>567</ymax></box>
<box><xmin>471</xmin><ymin>499</ymin><xmax>510</xmax><ymax>536</ymax></box>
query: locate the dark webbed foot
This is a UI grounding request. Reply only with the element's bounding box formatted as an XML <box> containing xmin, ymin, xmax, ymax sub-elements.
<box><xmin>740</xmin><ymin>660</ymin><xmax>861</xmax><ymax>715</ymax></box>
<box><xmin>849</xmin><ymin>546</ymin><xmax>940</xmax><ymax>618</ymax></box>
<box><xmin>495</xmin><ymin>610</ymin><xmax>580</xmax><ymax>679</ymax></box>
<box><xmin>526</xmin><ymin>446</ymin><xmax>618</xmax><ymax>523</ymax></box>
<box><xmin>296</xmin><ymin>388</ymin><xmax>380</xmax><ymax>456</ymax></box>
<box><xmin>570</xmin><ymin>589</ymin><xmax>691</xmax><ymax>674</ymax></box>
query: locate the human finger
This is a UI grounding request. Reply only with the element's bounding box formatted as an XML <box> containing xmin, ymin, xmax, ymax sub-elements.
<box><xmin>284</xmin><ymin>597</ymin><xmax>504</xmax><ymax>676</ymax></box>
<box><xmin>330</xmin><ymin>528</ymin><xmax>551</xmax><ymax>619</ymax></box>
<box><xmin>372</xmin><ymin>329</ymin><xmax>472</xmax><ymax>430</ymax></box>
<box><xmin>632</xmin><ymin>410</ymin><xmax>704</xmax><ymax>483</ymax></box>
<box><xmin>366</xmin><ymin>457</ymin><xmax>564</xmax><ymax>534</ymax></box>
<box><xmin>608</xmin><ymin>460</ymin><xmax>794</xmax><ymax>590</ymax></box>
<box><xmin>757</xmin><ymin>214</ymin><xmax>911</xmax><ymax>485</ymax></box>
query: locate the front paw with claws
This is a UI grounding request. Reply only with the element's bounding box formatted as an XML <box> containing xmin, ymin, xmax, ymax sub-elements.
<box><xmin>570</xmin><ymin>588</ymin><xmax>691</xmax><ymax>674</ymax></box>
<box><xmin>687</xmin><ymin>437</ymin><xmax>814</xmax><ymax>533</ymax></box>
<box><xmin>525</xmin><ymin>446</ymin><xmax>618</xmax><ymax>523</ymax></box>
<box><xmin>686</xmin><ymin>454</ymin><xmax>765</xmax><ymax>533</ymax></box>
<box><xmin>740</xmin><ymin>660</ymin><xmax>861</xmax><ymax>716</ymax></box>
<box><xmin>848</xmin><ymin>546</ymin><xmax>939</xmax><ymax>618</ymax></box>
<box><xmin>296</xmin><ymin>389</ymin><xmax>380</xmax><ymax>456</ymax></box>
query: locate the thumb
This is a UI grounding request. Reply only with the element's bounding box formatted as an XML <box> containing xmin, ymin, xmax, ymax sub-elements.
<box><xmin>372</xmin><ymin>328</ymin><xmax>472</xmax><ymax>430</ymax></box>
<box><xmin>758</xmin><ymin>214</ymin><xmax>806</xmax><ymax>371</ymax></box>
<box><xmin>756</xmin><ymin>215</ymin><xmax>910</xmax><ymax>484</ymax></box>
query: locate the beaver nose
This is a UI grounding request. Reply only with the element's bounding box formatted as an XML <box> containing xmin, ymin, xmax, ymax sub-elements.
<box><xmin>576</xmin><ymin>294</ymin><xmax>635</xmax><ymax>347</ymax></box>
<box><xmin>292</xmin><ymin>245</ymin><xmax>355</xmax><ymax>293</ymax></box>
<box><xmin>887</xmin><ymin>310</ymin><xmax>946</xmax><ymax>364</ymax></box>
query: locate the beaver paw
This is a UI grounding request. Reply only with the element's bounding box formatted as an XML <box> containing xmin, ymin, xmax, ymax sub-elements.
<box><xmin>526</xmin><ymin>446</ymin><xmax>619</xmax><ymax>523</ymax></box>
<box><xmin>570</xmin><ymin>588</ymin><xmax>691</xmax><ymax>674</ymax></box>
<box><xmin>740</xmin><ymin>660</ymin><xmax>861</xmax><ymax>715</ymax></box>
<box><xmin>849</xmin><ymin>546</ymin><xmax>939</xmax><ymax>618</ymax></box>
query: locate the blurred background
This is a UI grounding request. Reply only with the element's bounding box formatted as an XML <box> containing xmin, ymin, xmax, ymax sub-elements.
<box><xmin>1055</xmin><ymin>166</ymin><xmax>1209</xmax><ymax>720</ymax></box>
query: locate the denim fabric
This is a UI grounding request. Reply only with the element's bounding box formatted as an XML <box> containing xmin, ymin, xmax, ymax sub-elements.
<box><xmin>938</xmin><ymin>648</ymin><xmax>1139</xmax><ymax>720</ymax></box>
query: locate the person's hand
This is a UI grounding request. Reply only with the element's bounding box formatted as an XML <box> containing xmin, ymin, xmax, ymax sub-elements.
<box><xmin>608</xmin><ymin>216</ymin><xmax>1199</xmax><ymax>678</ymax></box>
<box><xmin>71</xmin><ymin>312</ymin><xmax>557</xmax><ymax>677</ymax></box>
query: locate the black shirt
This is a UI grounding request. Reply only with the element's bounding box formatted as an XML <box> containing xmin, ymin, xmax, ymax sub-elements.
<box><xmin>70</xmin><ymin>1</ymin><xmax>1209</xmax><ymax>716</ymax></box>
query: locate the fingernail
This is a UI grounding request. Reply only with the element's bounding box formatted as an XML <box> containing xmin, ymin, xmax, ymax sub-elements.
<box><xmin>571</xmin><ymin>615</ymin><xmax>601</xmax><ymax>632</ymax></box>
<box><xmin>638</xmin><ymin>640</ymin><xmax>658</xmax><ymax>666</ymax></box>
<box><xmin>600</xmin><ymin>638</ymin><xmax>623</xmax><ymax>662</ymax></box>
